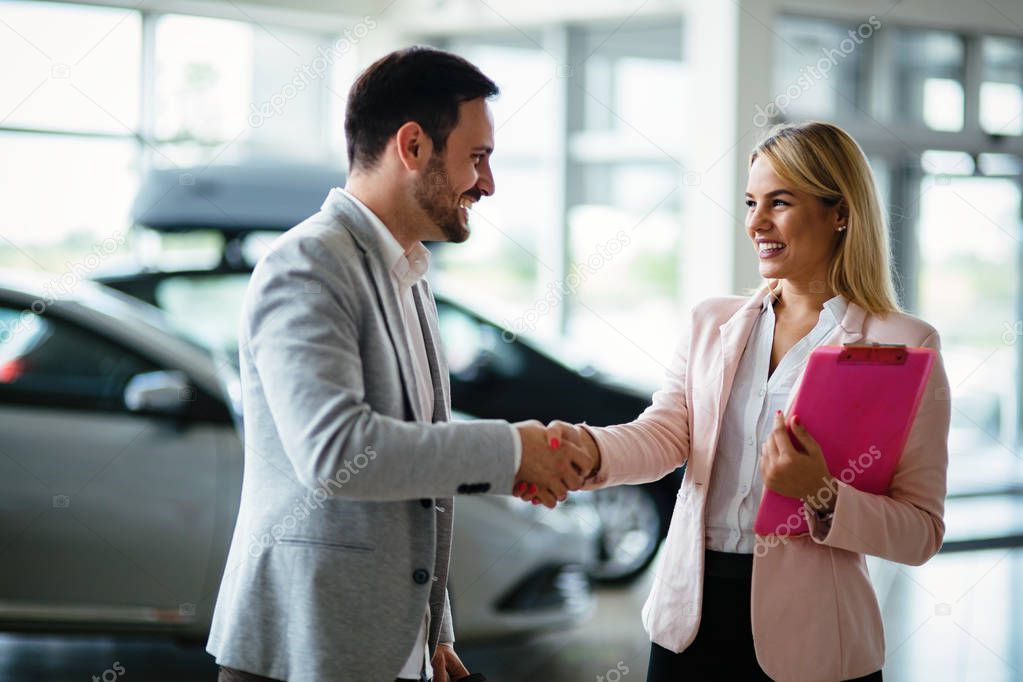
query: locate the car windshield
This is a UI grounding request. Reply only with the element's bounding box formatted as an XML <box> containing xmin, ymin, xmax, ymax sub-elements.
<box><xmin>146</xmin><ymin>269</ymin><xmax>646</xmax><ymax>390</ymax></box>
<box><xmin>150</xmin><ymin>273</ymin><xmax>250</xmax><ymax>365</ymax></box>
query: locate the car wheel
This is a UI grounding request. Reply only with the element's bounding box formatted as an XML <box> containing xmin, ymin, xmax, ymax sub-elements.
<box><xmin>587</xmin><ymin>484</ymin><xmax>666</xmax><ymax>584</ymax></box>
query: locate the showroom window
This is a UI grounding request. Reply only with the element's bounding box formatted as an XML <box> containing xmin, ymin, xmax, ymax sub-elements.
<box><xmin>775</xmin><ymin>15</ymin><xmax>1023</xmax><ymax>499</ymax></box>
<box><xmin>432</xmin><ymin>32</ymin><xmax>559</xmax><ymax>335</ymax></box>
<box><xmin>0</xmin><ymin>0</ymin><xmax>358</xmax><ymax>273</ymax></box>
<box><xmin>434</xmin><ymin>20</ymin><xmax>687</xmax><ymax>388</ymax></box>
<box><xmin>0</xmin><ymin>1</ymin><xmax>142</xmax><ymax>274</ymax></box>
<box><xmin>981</xmin><ymin>36</ymin><xmax>1023</xmax><ymax>136</ymax></box>
<box><xmin>772</xmin><ymin>15</ymin><xmax>868</xmax><ymax>123</ymax></box>
<box><xmin>151</xmin><ymin>13</ymin><xmax>256</xmax><ymax>167</ymax></box>
<box><xmin>893</xmin><ymin>28</ymin><xmax>966</xmax><ymax>132</ymax></box>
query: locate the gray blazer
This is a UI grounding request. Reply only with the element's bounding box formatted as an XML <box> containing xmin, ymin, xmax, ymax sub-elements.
<box><xmin>206</xmin><ymin>189</ymin><xmax>518</xmax><ymax>681</ymax></box>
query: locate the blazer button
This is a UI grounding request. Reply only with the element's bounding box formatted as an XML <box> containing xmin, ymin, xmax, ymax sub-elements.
<box><xmin>413</xmin><ymin>569</ymin><xmax>430</xmax><ymax>585</ymax></box>
<box><xmin>420</xmin><ymin>498</ymin><xmax>432</xmax><ymax>508</ymax></box>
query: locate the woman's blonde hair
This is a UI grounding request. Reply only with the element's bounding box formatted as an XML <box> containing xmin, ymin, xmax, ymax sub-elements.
<box><xmin>750</xmin><ymin>121</ymin><xmax>901</xmax><ymax>315</ymax></box>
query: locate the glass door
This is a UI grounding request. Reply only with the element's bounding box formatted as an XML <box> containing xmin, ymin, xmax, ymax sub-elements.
<box><xmin>916</xmin><ymin>160</ymin><xmax>1023</xmax><ymax>499</ymax></box>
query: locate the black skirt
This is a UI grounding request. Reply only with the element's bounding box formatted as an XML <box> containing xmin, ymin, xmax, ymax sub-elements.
<box><xmin>646</xmin><ymin>549</ymin><xmax>883</xmax><ymax>682</ymax></box>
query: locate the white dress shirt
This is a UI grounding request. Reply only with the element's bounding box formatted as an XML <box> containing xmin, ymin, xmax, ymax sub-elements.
<box><xmin>339</xmin><ymin>189</ymin><xmax>521</xmax><ymax>678</ymax></box>
<box><xmin>704</xmin><ymin>289</ymin><xmax>847</xmax><ymax>554</ymax></box>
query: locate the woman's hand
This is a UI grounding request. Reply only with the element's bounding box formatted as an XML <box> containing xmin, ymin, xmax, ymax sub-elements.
<box><xmin>760</xmin><ymin>411</ymin><xmax>837</xmax><ymax>514</ymax></box>
<box><xmin>548</xmin><ymin>420</ymin><xmax>601</xmax><ymax>477</ymax></box>
<box><xmin>513</xmin><ymin>421</ymin><xmax>600</xmax><ymax>505</ymax></box>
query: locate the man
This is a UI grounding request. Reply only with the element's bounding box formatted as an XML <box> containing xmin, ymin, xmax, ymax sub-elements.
<box><xmin>206</xmin><ymin>47</ymin><xmax>593</xmax><ymax>682</ymax></box>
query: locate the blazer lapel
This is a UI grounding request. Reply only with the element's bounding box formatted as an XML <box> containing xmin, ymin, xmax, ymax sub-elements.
<box><xmin>716</xmin><ymin>285</ymin><xmax>772</xmax><ymax>415</ymax></box>
<box><xmin>366</xmin><ymin>258</ymin><xmax>426</xmax><ymax>423</ymax></box>
<box><xmin>832</xmin><ymin>300</ymin><xmax>867</xmax><ymax>345</ymax></box>
<box><xmin>324</xmin><ymin>190</ymin><xmax>425</xmax><ymax>423</ymax></box>
<box><xmin>699</xmin><ymin>287</ymin><xmax>770</xmax><ymax>479</ymax></box>
<box><xmin>412</xmin><ymin>281</ymin><xmax>450</xmax><ymax>423</ymax></box>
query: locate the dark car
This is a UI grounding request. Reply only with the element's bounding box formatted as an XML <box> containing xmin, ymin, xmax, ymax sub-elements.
<box><xmin>97</xmin><ymin>163</ymin><xmax>686</xmax><ymax>583</ymax></box>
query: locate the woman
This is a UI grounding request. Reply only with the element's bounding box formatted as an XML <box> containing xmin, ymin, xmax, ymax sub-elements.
<box><xmin>522</xmin><ymin>121</ymin><xmax>950</xmax><ymax>681</ymax></box>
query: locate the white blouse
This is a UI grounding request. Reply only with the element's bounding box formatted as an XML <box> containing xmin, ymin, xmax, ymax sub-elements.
<box><xmin>704</xmin><ymin>291</ymin><xmax>847</xmax><ymax>554</ymax></box>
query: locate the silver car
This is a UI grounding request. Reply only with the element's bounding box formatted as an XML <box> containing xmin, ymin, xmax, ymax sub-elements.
<box><xmin>0</xmin><ymin>269</ymin><xmax>596</xmax><ymax>641</ymax></box>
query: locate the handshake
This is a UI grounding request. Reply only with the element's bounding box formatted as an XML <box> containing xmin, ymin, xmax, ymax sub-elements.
<box><xmin>511</xmin><ymin>420</ymin><xmax>601</xmax><ymax>508</ymax></box>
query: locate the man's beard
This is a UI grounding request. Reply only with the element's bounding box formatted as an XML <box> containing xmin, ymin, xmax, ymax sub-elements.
<box><xmin>413</xmin><ymin>154</ymin><xmax>468</xmax><ymax>243</ymax></box>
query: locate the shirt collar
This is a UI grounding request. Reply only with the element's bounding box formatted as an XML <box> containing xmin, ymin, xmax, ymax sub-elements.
<box><xmin>761</xmin><ymin>285</ymin><xmax>848</xmax><ymax>325</ymax></box>
<box><xmin>337</xmin><ymin>187</ymin><xmax>430</xmax><ymax>289</ymax></box>
<box><xmin>822</xmin><ymin>294</ymin><xmax>848</xmax><ymax>325</ymax></box>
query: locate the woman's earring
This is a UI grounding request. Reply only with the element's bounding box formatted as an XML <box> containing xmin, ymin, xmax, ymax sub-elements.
<box><xmin>837</xmin><ymin>224</ymin><xmax>847</xmax><ymax>232</ymax></box>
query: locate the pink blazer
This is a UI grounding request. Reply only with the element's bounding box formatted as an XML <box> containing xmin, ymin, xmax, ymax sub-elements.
<box><xmin>583</xmin><ymin>284</ymin><xmax>950</xmax><ymax>681</ymax></box>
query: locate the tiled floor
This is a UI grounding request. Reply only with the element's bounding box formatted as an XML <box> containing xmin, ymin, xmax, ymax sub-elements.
<box><xmin>0</xmin><ymin>632</ymin><xmax>216</xmax><ymax>681</ymax></box>
<box><xmin>2</xmin><ymin>500</ymin><xmax>1021</xmax><ymax>681</ymax></box>
<box><xmin>469</xmin><ymin>539</ymin><xmax>1023</xmax><ymax>682</ymax></box>
<box><xmin>881</xmin><ymin>547</ymin><xmax>1023</xmax><ymax>681</ymax></box>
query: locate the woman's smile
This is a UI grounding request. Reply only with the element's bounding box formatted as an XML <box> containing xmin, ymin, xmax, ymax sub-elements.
<box><xmin>756</xmin><ymin>239</ymin><xmax>787</xmax><ymax>259</ymax></box>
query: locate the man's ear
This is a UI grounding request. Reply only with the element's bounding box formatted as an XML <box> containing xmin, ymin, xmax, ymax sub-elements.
<box><xmin>395</xmin><ymin>121</ymin><xmax>432</xmax><ymax>171</ymax></box>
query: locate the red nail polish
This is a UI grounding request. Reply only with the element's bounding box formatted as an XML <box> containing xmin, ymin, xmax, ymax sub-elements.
<box><xmin>528</xmin><ymin>483</ymin><xmax>538</xmax><ymax>495</ymax></box>
<box><xmin>793</xmin><ymin>415</ymin><xmax>801</xmax><ymax>425</ymax></box>
<box><xmin>532</xmin><ymin>499</ymin><xmax>540</xmax><ymax>505</ymax></box>
<box><xmin>549</xmin><ymin>437</ymin><xmax>561</xmax><ymax>449</ymax></box>
<box><xmin>514</xmin><ymin>482</ymin><xmax>524</xmax><ymax>494</ymax></box>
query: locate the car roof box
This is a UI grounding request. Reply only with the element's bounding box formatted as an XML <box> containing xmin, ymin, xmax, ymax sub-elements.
<box><xmin>132</xmin><ymin>163</ymin><xmax>346</xmax><ymax>235</ymax></box>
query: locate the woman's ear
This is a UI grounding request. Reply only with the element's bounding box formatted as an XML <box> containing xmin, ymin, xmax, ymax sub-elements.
<box><xmin>835</xmin><ymin>198</ymin><xmax>850</xmax><ymax>230</ymax></box>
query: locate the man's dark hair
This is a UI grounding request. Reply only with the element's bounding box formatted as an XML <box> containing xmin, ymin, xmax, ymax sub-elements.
<box><xmin>344</xmin><ymin>46</ymin><xmax>499</xmax><ymax>170</ymax></box>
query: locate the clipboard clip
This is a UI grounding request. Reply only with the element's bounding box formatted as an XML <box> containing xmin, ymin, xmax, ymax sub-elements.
<box><xmin>838</xmin><ymin>343</ymin><xmax>908</xmax><ymax>365</ymax></box>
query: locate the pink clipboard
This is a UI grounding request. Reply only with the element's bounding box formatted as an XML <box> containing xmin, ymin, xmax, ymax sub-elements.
<box><xmin>754</xmin><ymin>344</ymin><xmax>936</xmax><ymax>537</ymax></box>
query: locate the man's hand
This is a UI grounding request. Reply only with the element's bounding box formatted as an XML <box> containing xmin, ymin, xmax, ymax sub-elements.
<box><xmin>512</xmin><ymin>420</ymin><xmax>595</xmax><ymax>508</ymax></box>
<box><xmin>431</xmin><ymin>642</ymin><xmax>469</xmax><ymax>682</ymax></box>
<box><xmin>514</xmin><ymin>421</ymin><xmax>600</xmax><ymax>505</ymax></box>
<box><xmin>761</xmin><ymin>411</ymin><xmax>837</xmax><ymax>514</ymax></box>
